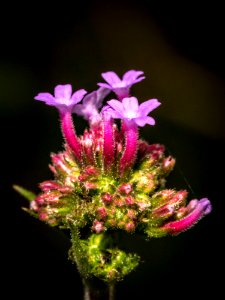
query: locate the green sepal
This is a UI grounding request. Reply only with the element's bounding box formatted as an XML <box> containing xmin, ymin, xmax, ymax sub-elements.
<box><xmin>13</xmin><ymin>185</ymin><xmax>36</xmax><ymax>201</ymax></box>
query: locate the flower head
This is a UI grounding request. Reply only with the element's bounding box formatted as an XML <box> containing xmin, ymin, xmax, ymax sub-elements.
<box><xmin>73</xmin><ymin>87</ymin><xmax>109</xmax><ymax>125</ymax></box>
<box><xmin>98</xmin><ymin>70</ymin><xmax>145</xmax><ymax>99</ymax></box>
<box><xmin>16</xmin><ymin>69</ymin><xmax>212</xmax><ymax>285</ymax></box>
<box><xmin>107</xmin><ymin>96</ymin><xmax>161</xmax><ymax>127</ymax></box>
<box><xmin>34</xmin><ymin>84</ymin><xmax>87</xmax><ymax>113</ymax></box>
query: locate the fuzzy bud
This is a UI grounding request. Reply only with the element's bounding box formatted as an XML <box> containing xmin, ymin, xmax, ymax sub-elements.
<box><xmin>118</xmin><ymin>183</ymin><xmax>133</xmax><ymax>195</ymax></box>
<box><xmin>125</xmin><ymin>221</ymin><xmax>135</xmax><ymax>232</ymax></box>
<box><xmin>92</xmin><ymin>220</ymin><xmax>105</xmax><ymax>233</ymax></box>
<box><xmin>162</xmin><ymin>156</ymin><xmax>176</xmax><ymax>173</ymax></box>
<box><xmin>101</xmin><ymin>193</ymin><xmax>113</xmax><ymax>204</ymax></box>
<box><xmin>97</xmin><ymin>207</ymin><xmax>107</xmax><ymax>219</ymax></box>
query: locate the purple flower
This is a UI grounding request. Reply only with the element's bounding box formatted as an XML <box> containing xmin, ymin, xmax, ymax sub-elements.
<box><xmin>107</xmin><ymin>97</ymin><xmax>161</xmax><ymax>127</ymax></box>
<box><xmin>98</xmin><ymin>70</ymin><xmax>145</xmax><ymax>99</ymax></box>
<box><xmin>34</xmin><ymin>84</ymin><xmax>87</xmax><ymax>113</ymax></box>
<box><xmin>73</xmin><ymin>87</ymin><xmax>109</xmax><ymax>124</ymax></box>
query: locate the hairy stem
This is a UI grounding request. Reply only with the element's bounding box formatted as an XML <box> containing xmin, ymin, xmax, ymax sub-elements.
<box><xmin>60</xmin><ymin>111</ymin><xmax>82</xmax><ymax>161</ymax></box>
<box><xmin>103</xmin><ymin>115</ymin><xmax>115</xmax><ymax>173</ymax></box>
<box><xmin>120</xmin><ymin>121</ymin><xmax>138</xmax><ymax>175</ymax></box>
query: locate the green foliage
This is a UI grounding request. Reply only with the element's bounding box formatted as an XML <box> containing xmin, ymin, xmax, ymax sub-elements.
<box><xmin>69</xmin><ymin>228</ymin><xmax>140</xmax><ymax>282</ymax></box>
<box><xmin>13</xmin><ymin>185</ymin><xmax>36</xmax><ymax>201</ymax></box>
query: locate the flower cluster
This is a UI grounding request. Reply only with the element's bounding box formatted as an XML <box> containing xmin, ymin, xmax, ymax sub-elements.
<box><xmin>19</xmin><ymin>70</ymin><xmax>211</xmax><ymax>282</ymax></box>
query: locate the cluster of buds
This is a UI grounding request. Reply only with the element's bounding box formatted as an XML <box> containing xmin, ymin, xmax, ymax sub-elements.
<box><xmin>20</xmin><ymin>70</ymin><xmax>211</xmax><ymax>282</ymax></box>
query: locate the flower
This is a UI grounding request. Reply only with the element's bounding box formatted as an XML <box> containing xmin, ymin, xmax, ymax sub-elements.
<box><xmin>34</xmin><ymin>84</ymin><xmax>87</xmax><ymax>113</ymax></box>
<box><xmin>73</xmin><ymin>87</ymin><xmax>109</xmax><ymax>124</ymax></box>
<box><xmin>107</xmin><ymin>96</ymin><xmax>161</xmax><ymax>127</ymax></box>
<box><xmin>161</xmin><ymin>198</ymin><xmax>212</xmax><ymax>234</ymax></box>
<box><xmin>98</xmin><ymin>70</ymin><xmax>145</xmax><ymax>99</ymax></box>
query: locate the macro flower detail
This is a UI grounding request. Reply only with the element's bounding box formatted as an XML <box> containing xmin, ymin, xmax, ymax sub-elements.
<box><xmin>98</xmin><ymin>70</ymin><xmax>145</xmax><ymax>99</ymax></box>
<box><xmin>74</xmin><ymin>87</ymin><xmax>109</xmax><ymax>125</ymax></box>
<box><xmin>35</xmin><ymin>84</ymin><xmax>87</xmax><ymax>113</ymax></box>
<box><xmin>107</xmin><ymin>96</ymin><xmax>161</xmax><ymax>126</ymax></box>
<box><xmin>16</xmin><ymin>70</ymin><xmax>212</xmax><ymax>296</ymax></box>
<box><xmin>35</xmin><ymin>84</ymin><xmax>87</xmax><ymax>162</ymax></box>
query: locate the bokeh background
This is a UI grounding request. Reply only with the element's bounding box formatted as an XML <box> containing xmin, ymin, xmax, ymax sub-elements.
<box><xmin>1</xmin><ymin>1</ymin><xmax>224</xmax><ymax>299</ymax></box>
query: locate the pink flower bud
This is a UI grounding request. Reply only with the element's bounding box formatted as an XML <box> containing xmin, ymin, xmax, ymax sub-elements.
<box><xmin>51</xmin><ymin>153</ymin><xmax>71</xmax><ymax>174</ymax></box>
<box><xmin>30</xmin><ymin>201</ymin><xmax>39</xmax><ymax>211</ymax></box>
<box><xmin>162</xmin><ymin>156</ymin><xmax>175</xmax><ymax>172</ymax></box>
<box><xmin>97</xmin><ymin>207</ymin><xmax>107</xmax><ymax>219</ymax></box>
<box><xmin>35</xmin><ymin>195</ymin><xmax>45</xmax><ymax>205</ymax></box>
<box><xmin>148</xmin><ymin>144</ymin><xmax>165</xmax><ymax>159</ymax></box>
<box><xmin>40</xmin><ymin>181</ymin><xmax>72</xmax><ymax>193</ymax></box>
<box><xmin>84</xmin><ymin>182</ymin><xmax>97</xmax><ymax>189</ymax></box>
<box><xmin>78</xmin><ymin>174</ymin><xmax>89</xmax><ymax>182</ymax></box>
<box><xmin>39</xmin><ymin>212</ymin><xmax>49</xmax><ymax>221</ymax></box>
<box><xmin>84</xmin><ymin>166</ymin><xmax>99</xmax><ymax>176</ymax></box>
<box><xmin>125</xmin><ymin>221</ymin><xmax>135</xmax><ymax>232</ymax></box>
<box><xmin>92</xmin><ymin>220</ymin><xmax>105</xmax><ymax>233</ymax></box>
<box><xmin>101</xmin><ymin>193</ymin><xmax>113</xmax><ymax>204</ymax></box>
<box><xmin>118</xmin><ymin>183</ymin><xmax>133</xmax><ymax>195</ymax></box>
<box><xmin>137</xmin><ymin>202</ymin><xmax>149</xmax><ymax>211</ymax></box>
<box><xmin>117</xmin><ymin>142</ymin><xmax>123</xmax><ymax>153</ymax></box>
<box><xmin>127</xmin><ymin>209</ymin><xmax>136</xmax><ymax>219</ymax></box>
<box><xmin>125</xmin><ymin>196</ymin><xmax>135</xmax><ymax>205</ymax></box>
<box><xmin>152</xmin><ymin>205</ymin><xmax>174</xmax><ymax>219</ymax></box>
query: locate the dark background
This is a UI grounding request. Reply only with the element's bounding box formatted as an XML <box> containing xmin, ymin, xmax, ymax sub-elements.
<box><xmin>1</xmin><ymin>1</ymin><xmax>224</xmax><ymax>298</ymax></box>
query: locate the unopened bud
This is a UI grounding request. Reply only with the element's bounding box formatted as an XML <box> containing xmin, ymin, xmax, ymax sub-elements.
<box><xmin>125</xmin><ymin>221</ymin><xmax>135</xmax><ymax>232</ymax></box>
<box><xmin>97</xmin><ymin>207</ymin><xmax>107</xmax><ymax>219</ymax></box>
<box><xmin>118</xmin><ymin>183</ymin><xmax>133</xmax><ymax>195</ymax></box>
<box><xmin>84</xmin><ymin>182</ymin><xmax>97</xmax><ymax>189</ymax></box>
<box><xmin>92</xmin><ymin>220</ymin><xmax>105</xmax><ymax>233</ymax></box>
<box><xmin>101</xmin><ymin>193</ymin><xmax>113</xmax><ymax>204</ymax></box>
<box><xmin>162</xmin><ymin>156</ymin><xmax>175</xmax><ymax>173</ymax></box>
<box><xmin>30</xmin><ymin>200</ymin><xmax>39</xmax><ymax>211</ymax></box>
<box><xmin>125</xmin><ymin>196</ymin><xmax>135</xmax><ymax>205</ymax></box>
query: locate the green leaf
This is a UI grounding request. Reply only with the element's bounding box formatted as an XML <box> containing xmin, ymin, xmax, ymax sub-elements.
<box><xmin>13</xmin><ymin>185</ymin><xmax>36</xmax><ymax>202</ymax></box>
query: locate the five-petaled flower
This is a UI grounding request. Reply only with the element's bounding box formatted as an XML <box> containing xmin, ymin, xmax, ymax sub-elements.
<box><xmin>98</xmin><ymin>70</ymin><xmax>145</xmax><ymax>99</ymax></box>
<box><xmin>107</xmin><ymin>97</ymin><xmax>161</xmax><ymax>127</ymax></box>
<box><xmin>35</xmin><ymin>84</ymin><xmax>87</xmax><ymax>113</ymax></box>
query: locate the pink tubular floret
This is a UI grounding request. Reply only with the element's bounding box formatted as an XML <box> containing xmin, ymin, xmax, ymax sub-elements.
<box><xmin>161</xmin><ymin>198</ymin><xmax>212</xmax><ymax>234</ymax></box>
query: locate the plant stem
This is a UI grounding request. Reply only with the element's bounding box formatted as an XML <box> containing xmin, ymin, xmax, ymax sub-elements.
<box><xmin>82</xmin><ymin>277</ymin><xmax>115</xmax><ymax>300</ymax></box>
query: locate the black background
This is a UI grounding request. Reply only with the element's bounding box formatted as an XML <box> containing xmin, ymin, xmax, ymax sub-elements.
<box><xmin>1</xmin><ymin>1</ymin><xmax>224</xmax><ymax>299</ymax></box>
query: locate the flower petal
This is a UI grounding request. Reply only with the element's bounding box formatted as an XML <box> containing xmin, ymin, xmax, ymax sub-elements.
<box><xmin>107</xmin><ymin>99</ymin><xmax>124</xmax><ymax>115</ymax></box>
<box><xmin>95</xmin><ymin>87</ymin><xmax>110</xmax><ymax>108</ymax></box>
<box><xmin>101</xmin><ymin>71</ymin><xmax>121</xmax><ymax>85</ymax></box>
<box><xmin>34</xmin><ymin>93</ymin><xmax>55</xmax><ymax>105</ymax></box>
<box><xmin>139</xmin><ymin>99</ymin><xmax>161</xmax><ymax>116</ymax></box>
<box><xmin>102</xmin><ymin>105</ymin><xmax>122</xmax><ymax>119</ymax></box>
<box><xmin>122</xmin><ymin>70</ymin><xmax>144</xmax><ymax>83</ymax></box>
<box><xmin>71</xmin><ymin>89</ymin><xmax>87</xmax><ymax>104</ymax></box>
<box><xmin>97</xmin><ymin>83</ymin><xmax>112</xmax><ymax>89</ymax></box>
<box><xmin>122</xmin><ymin>97</ymin><xmax>139</xmax><ymax>112</ymax></box>
<box><xmin>72</xmin><ymin>104</ymin><xmax>84</xmax><ymax>115</ymax></box>
<box><xmin>134</xmin><ymin>116</ymin><xmax>155</xmax><ymax>127</ymax></box>
<box><xmin>54</xmin><ymin>84</ymin><xmax>72</xmax><ymax>100</ymax></box>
